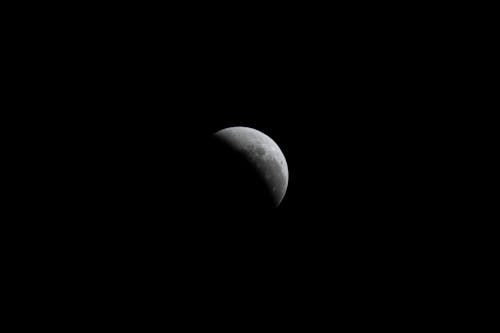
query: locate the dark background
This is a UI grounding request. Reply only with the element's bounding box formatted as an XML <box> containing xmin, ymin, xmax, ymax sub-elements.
<box><xmin>16</xmin><ymin>5</ymin><xmax>469</xmax><ymax>327</ymax></box>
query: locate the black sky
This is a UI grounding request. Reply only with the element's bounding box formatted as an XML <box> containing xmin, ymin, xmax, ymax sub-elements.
<box><xmin>28</xmin><ymin>6</ymin><xmax>464</xmax><ymax>325</ymax></box>
<box><xmin>77</xmin><ymin>15</ymin><xmax>442</xmax><ymax>264</ymax></box>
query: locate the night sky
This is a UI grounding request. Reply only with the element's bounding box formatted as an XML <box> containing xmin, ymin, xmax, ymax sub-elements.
<box><xmin>31</xmin><ymin>6</ymin><xmax>462</xmax><ymax>326</ymax></box>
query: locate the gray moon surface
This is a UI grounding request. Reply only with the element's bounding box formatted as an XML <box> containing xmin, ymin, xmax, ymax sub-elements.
<box><xmin>213</xmin><ymin>127</ymin><xmax>288</xmax><ymax>207</ymax></box>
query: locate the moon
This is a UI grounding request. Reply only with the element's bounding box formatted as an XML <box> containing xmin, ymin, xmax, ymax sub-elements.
<box><xmin>213</xmin><ymin>127</ymin><xmax>288</xmax><ymax>207</ymax></box>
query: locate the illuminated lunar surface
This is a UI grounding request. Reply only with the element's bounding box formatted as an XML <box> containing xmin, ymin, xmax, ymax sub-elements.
<box><xmin>213</xmin><ymin>127</ymin><xmax>288</xmax><ymax>207</ymax></box>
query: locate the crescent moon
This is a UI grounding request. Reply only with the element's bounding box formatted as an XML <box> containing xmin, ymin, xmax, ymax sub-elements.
<box><xmin>213</xmin><ymin>127</ymin><xmax>288</xmax><ymax>207</ymax></box>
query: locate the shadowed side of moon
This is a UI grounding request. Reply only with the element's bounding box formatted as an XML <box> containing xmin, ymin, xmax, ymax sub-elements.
<box><xmin>207</xmin><ymin>127</ymin><xmax>288</xmax><ymax>209</ymax></box>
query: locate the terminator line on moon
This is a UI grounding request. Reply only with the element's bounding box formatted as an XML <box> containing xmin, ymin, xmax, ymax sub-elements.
<box><xmin>213</xmin><ymin>127</ymin><xmax>288</xmax><ymax>207</ymax></box>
